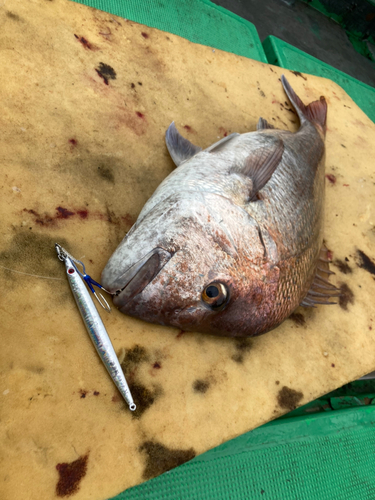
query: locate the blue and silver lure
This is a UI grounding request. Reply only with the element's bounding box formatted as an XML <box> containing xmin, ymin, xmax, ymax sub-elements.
<box><xmin>55</xmin><ymin>243</ymin><xmax>136</xmax><ymax>412</ymax></box>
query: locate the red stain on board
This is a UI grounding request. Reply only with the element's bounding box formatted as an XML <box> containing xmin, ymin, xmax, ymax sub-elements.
<box><xmin>121</xmin><ymin>214</ymin><xmax>136</xmax><ymax>226</ymax></box>
<box><xmin>141</xmin><ymin>32</ymin><xmax>149</xmax><ymax>38</ymax></box>
<box><xmin>77</xmin><ymin>210</ymin><xmax>88</xmax><ymax>219</ymax></box>
<box><xmin>23</xmin><ymin>207</ymin><xmax>134</xmax><ymax>228</ymax></box>
<box><xmin>56</xmin><ymin>207</ymin><xmax>75</xmax><ymax>219</ymax></box>
<box><xmin>23</xmin><ymin>208</ymin><xmax>53</xmax><ymax>226</ymax></box>
<box><xmin>69</xmin><ymin>139</ymin><xmax>77</xmax><ymax>147</ymax></box>
<box><xmin>56</xmin><ymin>453</ymin><xmax>89</xmax><ymax>497</ymax></box>
<box><xmin>153</xmin><ymin>362</ymin><xmax>161</xmax><ymax>369</ymax></box>
<box><xmin>325</xmin><ymin>174</ymin><xmax>336</xmax><ymax>184</ymax></box>
<box><xmin>326</xmin><ymin>249</ymin><xmax>333</xmax><ymax>261</ymax></box>
<box><xmin>95</xmin><ymin>68</ymin><xmax>109</xmax><ymax>85</ymax></box>
<box><xmin>93</xmin><ymin>391</ymin><xmax>100</xmax><ymax>396</ymax></box>
<box><xmin>343</xmin><ymin>184</ymin><xmax>349</xmax><ymax>187</ymax></box>
<box><xmin>219</xmin><ymin>127</ymin><xmax>228</xmax><ymax>137</ymax></box>
<box><xmin>176</xmin><ymin>330</ymin><xmax>185</xmax><ymax>339</ymax></box>
<box><xmin>112</xmin><ymin>394</ymin><xmax>121</xmax><ymax>403</ymax></box>
<box><xmin>74</xmin><ymin>34</ymin><xmax>93</xmax><ymax>50</ymax></box>
<box><xmin>183</xmin><ymin>125</ymin><xmax>193</xmax><ymax>132</ymax></box>
<box><xmin>136</xmin><ymin>111</ymin><xmax>145</xmax><ymax>119</ymax></box>
<box><xmin>79</xmin><ymin>389</ymin><xmax>88</xmax><ymax>399</ymax></box>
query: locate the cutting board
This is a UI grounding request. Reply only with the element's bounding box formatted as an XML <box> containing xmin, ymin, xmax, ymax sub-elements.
<box><xmin>1</xmin><ymin>1</ymin><xmax>375</xmax><ymax>499</ymax></box>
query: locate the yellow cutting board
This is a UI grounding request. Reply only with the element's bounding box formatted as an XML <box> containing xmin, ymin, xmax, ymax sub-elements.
<box><xmin>1</xmin><ymin>1</ymin><xmax>375</xmax><ymax>499</ymax></box>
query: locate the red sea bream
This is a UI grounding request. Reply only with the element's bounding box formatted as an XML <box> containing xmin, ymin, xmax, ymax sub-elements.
<box><xmin>102</xmin><ymin>76</ymin><xmax>339</xmax><ymax>337</ymax></box>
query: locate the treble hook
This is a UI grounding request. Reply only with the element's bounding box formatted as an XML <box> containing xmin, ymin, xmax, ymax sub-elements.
<box><xmin>55</xmin><ymin>243</ymin><xmax>112</xmax><ymax>312</ymax></box>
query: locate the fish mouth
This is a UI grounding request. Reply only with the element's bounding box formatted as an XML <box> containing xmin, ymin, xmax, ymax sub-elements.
<box><xmin>109</xmin><ymin>248</ymin><xmax>172</xmax><ymax>308</ymax></box>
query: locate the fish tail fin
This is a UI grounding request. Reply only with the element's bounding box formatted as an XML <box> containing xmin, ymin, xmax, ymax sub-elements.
<box><xmin>281</xmin><ymin>75</ymin><xmax>327</xmax><ymax>135</ymax></box>
<box><xmin>300</xmin><ymin>246</ymin><xmax>341</xmax><ymax>307</ymax></box>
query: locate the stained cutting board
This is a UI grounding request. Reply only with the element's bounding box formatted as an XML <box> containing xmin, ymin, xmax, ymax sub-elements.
<box><xmin>1</xmin><ymin>1</ymin><xmax>375</xmax><ymax>499</ymax></box>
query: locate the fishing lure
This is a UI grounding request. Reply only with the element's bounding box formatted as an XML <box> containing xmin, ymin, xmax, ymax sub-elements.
<box><xmin>55</xmin><ymin>243</ymin><xmax>136</xmax><ymax>412</ymax></box>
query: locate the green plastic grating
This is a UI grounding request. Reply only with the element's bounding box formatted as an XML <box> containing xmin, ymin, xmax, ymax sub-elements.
<box><xmin>263</xmin><ymin>35</ymin><xmax>375</xmax><ymax>123</ymax></box>
<box><xmin>71</xmin><ymin>0</ymin><xmax>267</xmax><ymax>62</ymax></box>
<box><xmin>112</xmin><ymin>407</ymin><xmax>375</xmax><ymax>499</ymax></box>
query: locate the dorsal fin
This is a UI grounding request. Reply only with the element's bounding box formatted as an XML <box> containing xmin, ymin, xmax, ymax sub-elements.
<box><xmin>257</xmin><ymin>117</ymin><xmax>275</xmax><ymax>130</ymax></box>
<box><xmin>300</xmin><ymin>246</ymin><xmax>341</xmax><ymax>307</ymax></box>
<box><xmin>165</xmin><ymin>122</ymin><xmax>202</xmax><ymax>166</ymax></box>
<box><xmin>205</xmin><ymin>133</ymin><xmax>240</xmax><ymax>153</ymax></box>
<box><xmin>281</xmin><ymin>75</ymin><xmax>327</xmax><ymax>135</ymax></box>
<box><xmin>237</xmin><ymin>138</ymin><xmax>284</xmax><ymax>201</ymax></box>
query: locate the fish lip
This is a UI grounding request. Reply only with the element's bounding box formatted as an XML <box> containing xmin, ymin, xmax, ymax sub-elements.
<box><xmin>108</xmin><ymin>248</ymin><xmax>172</xmax><ymax>308</ymax></box>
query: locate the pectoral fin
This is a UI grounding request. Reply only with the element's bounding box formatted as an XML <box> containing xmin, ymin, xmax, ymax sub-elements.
<box><xmin>257</xmin><ymin>117</ymin><xmax>275</xmax><ymax>130</ymax></box>
<box><xmin>242</xmin><ymin>138</ymin><xmax>284</xmax><ymax>201</ymax></box>
<box><xmin>165</xmin><ymin>122</ymin><xmax>202</xmax><ymax>166</ymax></box>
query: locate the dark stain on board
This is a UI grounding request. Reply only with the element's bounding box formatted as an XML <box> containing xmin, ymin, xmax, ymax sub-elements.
<box><xmin>97</xmin><ymin>165</ymin><xmax>115</xmax><ymax>183</ymax></box>
<box><xmin>193</xmin><ymin>379</ymin><xmax>210</xmax><ymax>394</ymax></box>
<box><xmin>288</xmin><ymin>312</ymin><xmax>306</xmax><ymax>326</ymax></box>
<box><xmin>128</xmin><ymin>382</ymin><xmax>161</xmax><ymax>418</ymax></box>
<box><xmin>231</xmin><ymin>338</ymin><xmax>252</xmax><ymax>363</ymax></box>
<box><xmin>139</xmin><ymin>441</ymin><xmax>195</xmax><ymax>479</ymax></box>
<box><xmin>277</xmin><ymin>386</ymin><xmax>303</xmax><ymax>411</ymax></box>
<box><xmin>6</xmin><ymin>11</ymin><xmax>21</xmax><ymax>21</ymax></box>
<box><xmin>290</xmin><ymin>71</ymin><xmax>307</xmax><ymax>80</ymax></box>
<box><xmin>79</xmin><ymin>389</ymin><xmax>88</xmax><ymax>399</ymax></box>
<box><xmin>339</xmin><ymin>283</ymin><xmax>354</xmax><ymax>311</ymax></box>
<box><xmin>56</xmin><ymin>453</ymin><xmax>89</xmax><ymax>497</ymax></box>
<box><xmin>120</xmin><ymin>345</ymin><xmax>161</xmax><ymax>418</ymax></box>
<box><xmin>256</xmin><ymin>81</ymin><xmax>265</xmax><ymax>98</ymax></box>
<box><xmin>74</xmin><ymin>34</ymin><xmax>93</xmax><ymax>50</ymax></box>
<box><xmin>141</xmin><ymin>32</ymin><xmax>149</xmax><ymax>39</ymax></box>
<box><xmin>357</xmin><ymin>250</ymin><xmax>375</xmax><ymax>276</ymax></box>
<box><xmin>0</xmin><ymin>230</ymin><xmax>69</xmax><ymax>282</ymax></box>
<box><xmin>123</xmin><ymin>345</ymin><xmax>149</xmax><ymax>366</ymax></box>
<box><xmin>333</xmin><ymin>259</ymin><xmax>352</xmax><ymax>274</ymax></box>
<box><xmin>95</xmin><ymin>62</ymin><xmax>116</xmax><ymax>85</ymax></box>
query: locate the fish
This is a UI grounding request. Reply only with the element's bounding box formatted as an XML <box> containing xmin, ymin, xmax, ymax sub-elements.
<box><xmin>101</xmin><ymin>76</ymin><xmax>339</xmax><ymax>337</ymax></box>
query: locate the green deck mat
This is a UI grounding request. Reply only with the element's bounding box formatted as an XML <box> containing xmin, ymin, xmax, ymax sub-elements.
<box><xmin>263</xmin><ymin>35</ymin><xmax>375</xmax><ymax>123</ymax></box>
<box><xmin>72</xmin><ymin>0</ymin><xmax>267</xmax><ymax>62</ymax></box>
<box><xmin>113</xmin><ymin>407</ymin><xmax>375</xmax><ymax>500</ymax></box>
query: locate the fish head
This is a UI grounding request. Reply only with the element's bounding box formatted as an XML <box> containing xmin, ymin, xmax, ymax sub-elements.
<box><xmin>102</xmin><ymin>192</ymin><xmax>280</xmax><ymax>337</ymax></box>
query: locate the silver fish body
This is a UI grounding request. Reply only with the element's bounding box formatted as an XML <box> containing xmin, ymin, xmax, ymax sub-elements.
<box><xmin>64</xmin><ymin>255</ymin><xmax>136</xmax><ymax>410</ymax></box>
<box><xmin>102</xmin><ymin>76</ymin><xmax>338</xmax><ymax>337</ymax></box>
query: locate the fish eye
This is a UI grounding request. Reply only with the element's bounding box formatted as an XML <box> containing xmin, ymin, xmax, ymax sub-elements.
<box><xmin>202</xmin><ymin>282</ymin><xmax>229</xmax><ymax>310</ymax></box>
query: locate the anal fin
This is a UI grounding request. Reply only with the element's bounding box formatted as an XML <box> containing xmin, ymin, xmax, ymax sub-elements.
<box><xmin>301</xmin><ymin>246</ymin><xmax>341</xmax><ymax>308</ymax></box>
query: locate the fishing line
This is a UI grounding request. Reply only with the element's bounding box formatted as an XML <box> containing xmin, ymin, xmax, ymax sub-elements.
<box><xmin>0</xmin><ymin>264</ymin><xmax>64</xmax><ymax>281</ymax></box>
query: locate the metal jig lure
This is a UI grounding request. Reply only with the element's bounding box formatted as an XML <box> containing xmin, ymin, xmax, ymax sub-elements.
<box><xmin>55</xmin><ymin>243</ymin><xmax>136</xmax><ymax>412</ymax></box>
